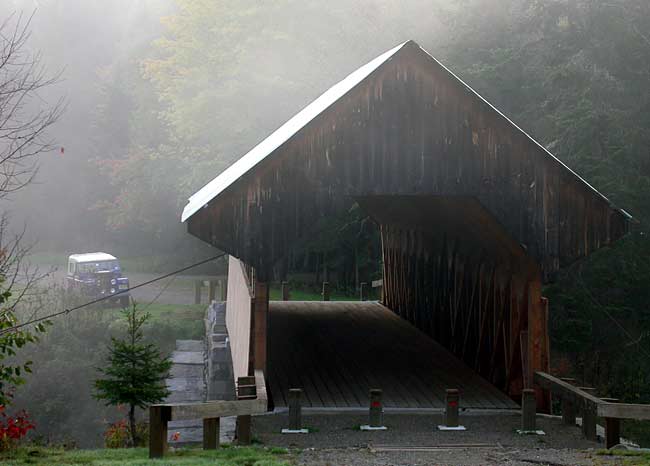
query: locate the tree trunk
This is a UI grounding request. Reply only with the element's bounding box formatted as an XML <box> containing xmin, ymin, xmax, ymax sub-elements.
<box><xmin>129</xmin><ymin>404</ymin><xmax>137</xmax><ymax>447</ymax></box>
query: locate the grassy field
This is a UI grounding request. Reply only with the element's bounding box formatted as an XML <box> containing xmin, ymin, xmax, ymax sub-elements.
<box><xmin>102</xmin><ymin>303</ymin><xmax>206</xmax><ymax>351</ymax></box>
<box><xmin>0</xmin><ymin>446</ymin><xmax>291</xmax><ymax>465</ymax></box>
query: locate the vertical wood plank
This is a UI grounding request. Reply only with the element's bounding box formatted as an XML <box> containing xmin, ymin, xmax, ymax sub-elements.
<box><xmin>253</xmin><ymin>281</ymin><xmax>269</xmax><ymax>373</ymax></box>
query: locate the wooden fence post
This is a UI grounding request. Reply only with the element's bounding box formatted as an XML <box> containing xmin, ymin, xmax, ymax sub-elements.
<box><xmin>281</xmin><ymin>281</ymin><xmax>290</xmax><ymax>301</ymax></box>
<box><xmin>562</xmin><ymin>398</ymin><xmax>576</xmax><ymax>426</ymax></box>
<box><xmin>322</xmin><ymin>282</ymin><xmax>330</xmax><ymax>301</ymax></box>
<box><xmin>194</xmin><ymin>281</ymin><xmax>202</xmax><ymax>304</ymax></box>
<box><xmin>236</xmin><ymin>415</ymin><xmax>251</xmax><ymax>445</ymax></box>
<box><xmin>360</xmin><ymin>282</ymin><xmax>368</xmax><ymax>301</ymax></box>
<box><xmin>581</xmin><ymin>400</ymin><xmax>597</xmax><ymax>441</ymax></box>
<box><xmin>605</xmin><ymin>417</ymin><xmax>621</xmax><ymax>449</ymax></box>
<box><xmin>236</xmin><ymin>376</ymin><xmax>256</xmax><ymax>444</ymax></box>
<box><xmin>208</xmin><ymin>280</ymin><xmax>217</xmax><ymax>302</ymax></box>
<box><xmin>149</xmin><ymin>405</ymin><xmax>171</xmax><ymax>459</ymax></box>
<box><xmin>219</xmin><ymin>278</ymin><xmax>227</xmax><ymax>301</ymax></box>
<box><xmin>560</xmin><ymin>378</ymin><xmax>577</xmax><ymax>426</ymax></box>
<box><xmin>203</xmin><ymin>417</ymin><xmax>220</xmax><ymax>449</ymax></box>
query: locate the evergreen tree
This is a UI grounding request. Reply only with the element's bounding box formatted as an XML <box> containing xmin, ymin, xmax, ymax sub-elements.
<box><xmin>94</xmin><ymin>305</ymin><xmax>172</xmax><ymax>447</ymax></box>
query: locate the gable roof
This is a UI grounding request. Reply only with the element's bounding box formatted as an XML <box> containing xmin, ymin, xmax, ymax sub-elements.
<box><xmin>182</xmin><ymin>40</ymin><xmax>631</xmax><ymax>223</ymax></box>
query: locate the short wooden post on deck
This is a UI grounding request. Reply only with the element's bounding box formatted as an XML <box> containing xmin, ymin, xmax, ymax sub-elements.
<box><xmin>605</xmin><ymin>417</ymin><xmax>621</xmax><ymax>449</ymax></box>
<box><xmin>203</xmin><ymin>417</ymin><xmax>220</xmax><ymax>449</ymax></box>
<box><xmin>289</xmin><ymin>389</ymin><xmax>302</xmax><ymax>430</ymax></box>
<box><xmin>322</xmin><ymin>282</ymin><xmax>330</xmax><ymax>301</ymax></box>
<box><xmin>521</xmin><ymin>389</ymin><xmax>537</xmax><ymax>432</ymax></box>
<box><xmin>208</xmin><ymin>280</ymin><xmax>217</xmax><ymax>302</ymax></box>
<box><xmin>281</xmin><ymin>281</ymin><xmax>290</xmax><ymax>301</ymax></box>
<box><xmin>438</xmin><ymin>389</ymin><xmax>465</xmax><ymax>430</ymax></box>
<box><xmin>369</xmin><ymin>389</ymin><xmax>383</xmax><ymax>427</ymax></box>
<box><xmin>360</xmin><ymin>389</ymin><xmax>387</xmax><ymax>430</ymax></box>
<box><xmin>236</xmin><ymin>376</ymin><xmax>256</xmax><ymax>444</ymax></box>
<box><xmin>445</xmin><ymin>389</ymin><xmax>460</xmax><ymax>427</ymax></box>
<box><xmin>360</xmin><ymin>282</ymin><xmax>368</xmax><ymax>301</ymax></box>
<box><xmin>194</xmin><ymin>280</ymin><xmax>202</xmax><ymax>304</ymax></box>
<box><xmin>282</xmin><ymin>388</ymin><xmax>308</xmax><ymax>433</ymax></box>
<box><xmin>149</xmin><ymin>405</ymin><xmax>171</xmax><ymax>458</ymax></box>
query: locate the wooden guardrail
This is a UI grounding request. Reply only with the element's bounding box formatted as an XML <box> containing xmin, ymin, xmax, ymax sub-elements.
<box><xmin>149</xmin><ymin>370</ymin><xmax>268</xmax><ymax>458</ymax></box>
<box><xmin>535</xmin><ymin>371</ymin><xmax>650</xmax><ymax>448</ymax></box>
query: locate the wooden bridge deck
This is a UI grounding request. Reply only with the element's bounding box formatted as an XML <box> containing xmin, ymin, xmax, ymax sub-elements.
<box><xmin>268</xmin><ymin>301</ymin><xmax>518</xmax><ymax>410</ymax></box>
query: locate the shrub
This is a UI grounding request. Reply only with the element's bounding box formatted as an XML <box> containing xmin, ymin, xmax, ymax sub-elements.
<box><xmin>0</xmin><ymin>407</ymin><xmax>34</xmax><ymax>451</ymax></box>
<box><xmin>103</xmin><ymin>419</ymin><xmax>148</xmax><ymax>448</ymax></box>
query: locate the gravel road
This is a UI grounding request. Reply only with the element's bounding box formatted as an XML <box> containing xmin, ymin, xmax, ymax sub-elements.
<box><xmin>253</xmin><ymin>412</ymin><xmax>623</xmax><ymax>465</ymax></box>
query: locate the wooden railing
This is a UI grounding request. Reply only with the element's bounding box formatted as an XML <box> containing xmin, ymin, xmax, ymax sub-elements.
<box><xmin>149</xmin><ymin>370</ymin><xmax>267</xmax><ymax>458</ymax></box>
<box><xmin>535</xmin><ymin>372</ymin><xmax>650</xmax><ymax>448</ymax></box>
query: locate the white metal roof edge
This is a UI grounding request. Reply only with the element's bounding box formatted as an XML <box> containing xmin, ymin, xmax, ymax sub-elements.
<box><xmin>412</xmin><ymin>44</ymin><xmax>633</xmax><ymax>220</ymax></box>
<box><xmin>68</xmin><ymin>252</ymin><xmax>117</xmax><ymax>263</ymax></box>
<box><xmin>181</xmin><ymin>41</ymin><xmax>409</xmax><ymax>222</ymax></box>
<box><xmin>182</xmin><ymin>40</ymin><xmax>632</xmax><ymax>223</ymax></box>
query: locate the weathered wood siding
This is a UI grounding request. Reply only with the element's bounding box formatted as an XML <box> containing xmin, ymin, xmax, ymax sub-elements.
<box><xmin>225</xmin><ymin>256</ymin><xmax>253</xmax><ymax>382</ymax></box>
<box><xmin>188</xmin><ymin>42</ymin><xmax>627</xmax><ymax>406</ymax></box>
<box><xmin>187</xmin><ymin>42</ymin><xmax>627</xmax><ymax>282</ymax></box>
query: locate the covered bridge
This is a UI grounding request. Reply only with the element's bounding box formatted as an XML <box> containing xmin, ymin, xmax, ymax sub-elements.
<box><xmin>182</xmin><ymin>40</ymin><xmax>630</xmax><ymax>411</ymax></box>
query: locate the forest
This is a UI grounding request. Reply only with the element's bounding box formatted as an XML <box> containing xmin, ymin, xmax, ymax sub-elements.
<box><xmin>1</xmin><ymin>0</ymin><xmax>649</xmax><ymax>450</ymax></box>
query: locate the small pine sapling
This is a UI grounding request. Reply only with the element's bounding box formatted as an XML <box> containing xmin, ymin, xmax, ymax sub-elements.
<box><xmin>94</xmin><ymin>304</ymin><xmax>172</xmax><ymax>447</ymax></box>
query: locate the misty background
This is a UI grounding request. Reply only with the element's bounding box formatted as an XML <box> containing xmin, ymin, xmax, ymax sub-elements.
<box><xmin>4</xmin><ymin>0</ymin><xmax>650</xmax><ymax>448</ymax></box>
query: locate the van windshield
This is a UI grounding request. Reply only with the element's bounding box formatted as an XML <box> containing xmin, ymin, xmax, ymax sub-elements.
<box><xmin>77</xmin><ymin>261</ymin><xmax>119</xmax><ymax>274</ymax></box>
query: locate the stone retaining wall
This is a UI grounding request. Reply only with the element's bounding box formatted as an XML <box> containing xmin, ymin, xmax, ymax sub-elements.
<box><xmin>204</xmin><ymin>300</ymin><xmax>236</xmax><ymax>400</ymax></box>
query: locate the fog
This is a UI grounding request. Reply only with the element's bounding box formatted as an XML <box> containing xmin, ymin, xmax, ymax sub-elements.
<box><xmin>6</xmin><ymin>0</ymin><xmax>455</xmax><ymax>262</ymax></box>
<box><xmin>6</xmin><ymin>0</ymin><xmax>649</xmax><ymax>450</ymax></box>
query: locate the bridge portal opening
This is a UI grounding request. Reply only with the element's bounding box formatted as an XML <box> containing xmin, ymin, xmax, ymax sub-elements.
<box><xmin>262</xmin><ymin>194</ymin><xmax>541</xmax><ymax>409</ymax></box>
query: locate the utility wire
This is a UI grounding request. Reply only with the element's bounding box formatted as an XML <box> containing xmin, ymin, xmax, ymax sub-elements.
<box><xmin>2</xmin><ymin>252</ymin><xmax>226</xmax><ymax>336</ymax></box>
<box><xmin>140</xmin><ymin>275</ymin><xmax>177</xmax><ymax>313</ymax></box>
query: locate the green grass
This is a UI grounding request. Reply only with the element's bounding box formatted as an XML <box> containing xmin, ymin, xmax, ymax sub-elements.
<box><xmin>128</xmin><ymin>303</ymin><xmax>205</xmax><ymax>321</ymax></box>
<box><xmin>102</xmin><ymin>303</ymin><xmax>207</xmax><ymax>345</ymax></box>
<box><xmin>597</xmin><ymin>449</ymin><xmax>650</xmax><ymax>465</ymax></box>
<box><xmin>0</xmin><ymin>446</ymin><xmax>291</xmax><ymax>465</ymax></box>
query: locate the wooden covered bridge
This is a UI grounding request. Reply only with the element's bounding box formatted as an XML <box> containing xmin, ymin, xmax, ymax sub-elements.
<box><xmin>181</xmin><ymin>40</ymin><xmax>630</xmax><ymax>412</ymax></box>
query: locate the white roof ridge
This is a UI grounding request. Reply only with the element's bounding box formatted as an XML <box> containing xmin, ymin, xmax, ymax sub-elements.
<box><xmin>181</xmin><ymin>41</ymin><xmax>409</xmax><ymax>222</ymax></box>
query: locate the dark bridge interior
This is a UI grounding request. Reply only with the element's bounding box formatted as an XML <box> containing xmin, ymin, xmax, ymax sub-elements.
<box><xmin>268</xmin><ymin>301</ymin><xmax>517</xmax><ymax>409</ymax></box>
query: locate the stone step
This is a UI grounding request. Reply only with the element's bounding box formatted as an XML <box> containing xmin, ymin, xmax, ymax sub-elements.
<box><xmin>167</xmin><ymin>377</ymin><xmax>205</xmax><ymax>396</ymax></box>
<box><xmin>170</xmin><ymin>364</ymin><xmax>204</xmax><ymax>378</ymax></box>
<box><xmin>176</xmin><ymin>340</ymin><xmax>204</xmax><ymax>352</ymax></box>
<box><xmin>171</xmin><ymin>351</ymin><xmax>204</xmax><ymax>365</ymax></box>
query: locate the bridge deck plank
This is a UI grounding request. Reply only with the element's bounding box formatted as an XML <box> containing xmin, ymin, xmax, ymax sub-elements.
<box><xmin>268</xmin><ymin>301</ymin><xmax>518</xmax><ymax>410</ymax></box>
